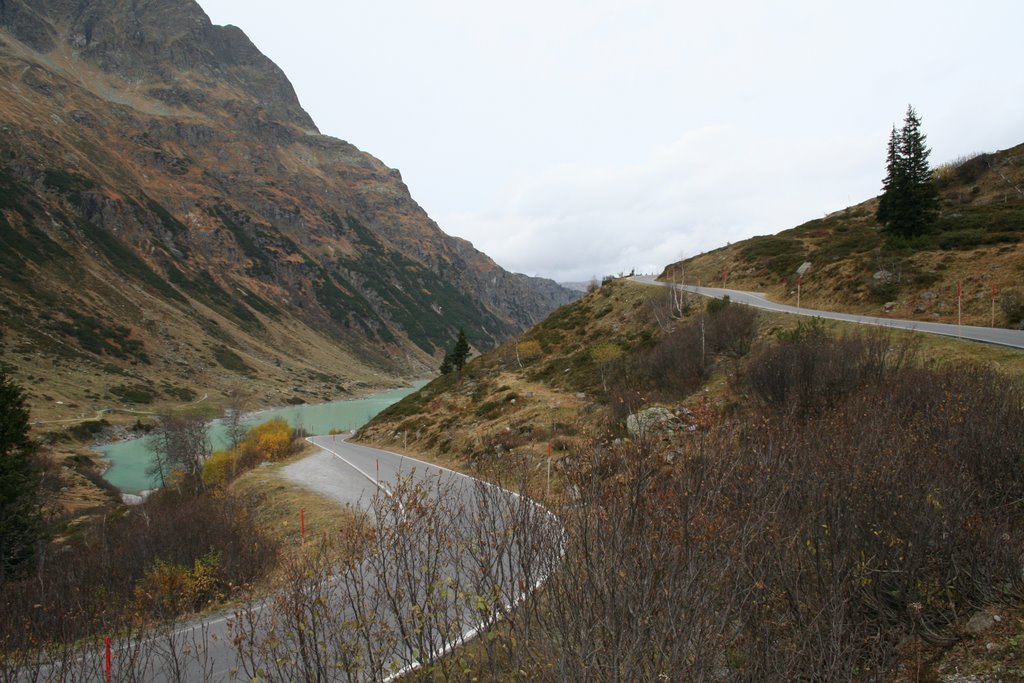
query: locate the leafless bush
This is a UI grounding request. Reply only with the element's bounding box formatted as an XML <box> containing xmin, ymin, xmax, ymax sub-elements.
<box><xmin>704</xmin><ymin>302</ymin><xmax>759</xmax><ymax>359</ymax></box>
<box><xmin>645</xmin><ymin>282</ymin><xmax>693</xmax><ymax>332</ymax></box>
<box><xmin>717</xmin><ymin>361</ymin><xmax>1022</xmax><ymax>678</ymax></box>
<box><xmin>528</xmin><ymin>359</ymin><xmax>1023</xmax><ymax>680</ymax></box>
<box><xmin>523</xmin><ymin>438</ymin><xmax>745</xmax><ymax>681</ymax></box>
<box><xmin>616</xmin><ymin>320</ymin><xmax>709</xmax><ymax>402</ymax></box>
<box><xmin>0</xmin><ymin>489</ymin><xmax>277</xmax><ymax>653</ymax></box>
<box><xmin>1001</xmin><ymin>288</ymin><xmax>1024</xmax><ymax>327</ymax></box>
<box><xmin>230</xmin><ymin>472</ymin><xmax>562</xmax><ymax>681</ymax></box>
<box><xmin>614</xmin><ymin>302</ymin><xmax>758</xmax><ymax>408</ymax></box>
<box><xmin>745</xmin><ymin>326</ymin><xmax>917</xmax><ymax>415</ymax></box>
<box><xmin>147</xmin><ymin>413</ymin><xmax>211</xmax><ymax>493</ymax></box>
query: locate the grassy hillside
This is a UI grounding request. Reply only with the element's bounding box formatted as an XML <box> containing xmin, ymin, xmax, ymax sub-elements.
<box><xmin>357</xmin><ymin>278</ymin><xmax>1024</xmax><ymax>680</ymax></box>
<box><xmin>662</xmin><ymin>143</ymin><xmax>1024</xmax><ymax>327</ymax></box>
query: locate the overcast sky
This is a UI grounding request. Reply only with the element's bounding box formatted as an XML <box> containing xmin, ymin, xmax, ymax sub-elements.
<box><xmin>197</xmin><ymin>1</ymin><xmax>1023</xmax><ymax>283</ymax></box>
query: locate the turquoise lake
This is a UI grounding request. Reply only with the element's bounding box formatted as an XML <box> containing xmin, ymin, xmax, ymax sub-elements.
<box><xmin>95</xmin><ymin>383</ymin><xmax>426</xmax><ymax>494</ymax></box>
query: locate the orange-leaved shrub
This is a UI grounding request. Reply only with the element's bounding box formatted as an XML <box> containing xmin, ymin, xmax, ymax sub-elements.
<box><xmin>202</xmin><ymin>418</ymin><xmax>298</xmax><ymax>487</ymax></box>
<box><xmin>133</xmin><ymin>550</ymin><xmax>223</xmax><ymax>616</ymax></box>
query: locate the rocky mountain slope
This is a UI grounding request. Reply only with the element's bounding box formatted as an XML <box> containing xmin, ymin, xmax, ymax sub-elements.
<box><xmin>660</xmin><ymin>143</ymin><xmax>1024</xmax><ymax>327</ymax></box>
<box><xmin>0</xmin><ymin>0</ymin><xmax>576</xmax><ymax>421</ymax></box>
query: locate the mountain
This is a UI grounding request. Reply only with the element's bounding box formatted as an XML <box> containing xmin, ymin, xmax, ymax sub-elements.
<box><xmin>659</xmin><ymin>143</ymin><xmax>1024</xmax><ymax>327</ymax></box>
<box><xmin>0</xmin><ymin>0</ymin><xmax>577</xmax><ymax>420</ymax></box>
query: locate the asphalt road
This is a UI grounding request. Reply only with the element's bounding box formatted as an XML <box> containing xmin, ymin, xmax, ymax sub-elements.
<box><xmin>632</xmin><ymin>275</ymin><xmax>1024</xmax><ymax>350</ymax></box>
<box><xmin>24</xmin><ymin>436</ymin><xmax>556</xmax><ymax>682</ymax></box>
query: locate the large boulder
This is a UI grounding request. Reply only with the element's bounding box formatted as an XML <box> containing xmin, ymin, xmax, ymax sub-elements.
<box><xmin>626</xmin><ymin>407</ymin><xmax>690</xmax><ymax>439</ymax></box>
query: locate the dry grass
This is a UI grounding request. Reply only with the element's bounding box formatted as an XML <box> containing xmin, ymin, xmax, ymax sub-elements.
<box><xmin>665</xmin><ymin>142</ymin><xmax>1024</xmax><ymax>329</ymax></box>
<box><xmin>229</xmin><ymin>442</ymin><xmax>369</xmax><ymax>571</ymax></box>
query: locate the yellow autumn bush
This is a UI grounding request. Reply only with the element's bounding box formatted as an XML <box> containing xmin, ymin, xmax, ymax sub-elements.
<box><xmin>202</xmin><ymin>418</ymin><xmax>296</xmax><ymax>487</ymax></box>
<box><xmin>202</xmin><ymin>449</ymin><xmax>238</xmax><ymax>487</ymax></box>
<box><xmin>244</xmin><ymin>418</ymin><xmax>294</xmax><ymax>461</ymax></box>
<box><xmin>133</xmin><ymin>550</ymin><xmax>222</xmax><ymax>614</ymax></box>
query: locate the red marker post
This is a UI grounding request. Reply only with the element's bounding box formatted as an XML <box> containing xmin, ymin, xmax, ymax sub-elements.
<box><xmin>300</xmin><ymin>508</ymin><xmax>305</xmax><ymax>543</ymax></box>
<box><xmin>105</xmin><ymin>636</ymin><xmax>111</xmax><ymax>683</ymax></box>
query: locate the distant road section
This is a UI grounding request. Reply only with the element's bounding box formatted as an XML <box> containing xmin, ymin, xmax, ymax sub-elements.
<box><xmin>632</xmin><ymin>275</ymin><xmax>1024</xmax><ymax>350</ymax></box>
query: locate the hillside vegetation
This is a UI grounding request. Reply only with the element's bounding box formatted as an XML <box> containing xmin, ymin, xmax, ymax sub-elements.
<box><xmin>358</xmin><ymin>279</ymin><xmax>1024</xmax><ymax>680</ymax></box>
<box><xmin>0</xmin><ymin>0</ymin><xmax>575</xmax><ymax>430</ymax></box>
<box><xmin>662</xmin><ymin>143</ymin><xmax>1024</xmax><ymax>327</ymax></box>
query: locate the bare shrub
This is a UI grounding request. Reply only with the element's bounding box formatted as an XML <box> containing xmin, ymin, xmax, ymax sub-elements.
<box><xmin>0</xmin><ymin>489</ymin><xmax>277</xmax><ymax>651</ymax></box>
<box><xmin>745</xmin><ymin>326</ymin><xmax>917</xmax><ymax>415</ymax></box>
<box><xmin>614</xmin><ymin>301</ymin><xmax>758</xmax><ymax>409</ymax></box>
<box><xmin>525</xmin><ymin>438</ymin><xmax>745</xmax><ymax>681</ymax></box>
<box><xmin>644</xmin><ymin>282</ymin><xmax>692</xmax><ymax>332</ymax></box>
<box><xmin>1001</xmin><ymin>288</ymin><xmax>1024</xmax><ymax>327</ymax></box>
<box><xmin>705</xmin><ymin>301</ymin><xmax>759</xmax><ymax>358</ymax></box>
<box><xmin>615</xmin><ymin>319</ymin><xmax>709</xmax><ymax>403</ymax></box>
<box><xmin>147</xmin><ymin>413</ymin><xmax>211</xmax><ymax>494</ymax></box>
<box><xmin>230</xmin><ymin>472</ymin><xmax>562</xmax><ymax>681</ymax></box>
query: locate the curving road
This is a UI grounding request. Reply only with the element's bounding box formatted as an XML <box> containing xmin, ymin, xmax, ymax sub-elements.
<box><xmin>18</xmin><ymin>435</ymin><xmax>559</xmax><ymax>681</ymax></box>
<box><xmin>632</xmin><ymin>275</ymin><xmax>1024</xmax><ymax>350</ymax></box>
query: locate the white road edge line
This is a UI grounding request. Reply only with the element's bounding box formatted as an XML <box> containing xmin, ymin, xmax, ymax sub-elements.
<box><xmin>307</xmin><ymin>434</ymin><xmax>565</xmax><ymax>683</ymax></box>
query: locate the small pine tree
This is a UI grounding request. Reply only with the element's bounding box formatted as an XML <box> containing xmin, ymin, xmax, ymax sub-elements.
<box><xmin>877</xmin><ymin>106</ymin><xmax>938</xmax><ymax>238</ymax></box>
<box><xmin>876</xmin><ymin>126</ymin><xmax>901</xmax><ymax>228</ymax></box>
<box><xmin>0</xmin><ymin>372</ymin><xmax>40</xmax><ymax>581</ymax></box>
<box><xmin>439</xmin><ymin>329</ymin><xmax>471</xmax><ymax>374</ymax></box>
<box><xmin>450</xmin><ymin>330</ymin><xmax>470</xmax><ymax>371</ymax></box>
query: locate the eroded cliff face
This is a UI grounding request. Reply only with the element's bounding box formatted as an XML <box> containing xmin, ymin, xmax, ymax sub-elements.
<box><xmin>0</xmin><ymin>0</ymin><xmax>577</xmax><ymax>418</ymax></box>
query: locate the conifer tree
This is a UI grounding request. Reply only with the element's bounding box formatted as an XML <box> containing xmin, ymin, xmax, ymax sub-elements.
<box><xmin>877</xmin><ymin>106</ymin><xmax>938</xmax><ymax>238</ymax></box>
<box><xmin>439</xmin><ymin>329</ymin><xmax>471</xmax><ymax>375</ymax></box>
<box><xmin>439</xmin><ymin>354</ymin><xmax>454</xmax><ymax>375</ymax></box>
<box><xmin>0</xmin><ymin>372</ymin><xmax>39</xmax><ymax>581</ymax></box>
<box><xmin>450</xmin><ymin>329</ymin><xmax>470</xmax><ymax>371</ymax></box>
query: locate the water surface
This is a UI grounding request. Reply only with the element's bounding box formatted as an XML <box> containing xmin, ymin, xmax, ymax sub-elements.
<box><xmin>96</xmin><ymin>383</ymin><xmax>425</xmax><ymax>494</ymax></box>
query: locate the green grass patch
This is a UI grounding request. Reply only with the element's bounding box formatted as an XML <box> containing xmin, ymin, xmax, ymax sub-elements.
<box><xmin>109</xmin><ymin>384</ymin><xmax>155</xmax><ymax>404</ymax></box>
<box><xmin>212</xmin><ymin>346</ymin><xmax>253</xmax><ymax>375</ymax></box>
<box><xmin>52</xmin><ymin>311</ymin><xmax>150</xmax><ymax>363</ymax></box>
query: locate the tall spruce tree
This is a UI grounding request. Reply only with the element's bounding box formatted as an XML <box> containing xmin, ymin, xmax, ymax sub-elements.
<box><xmin>450</xmin><ymin>330</ymin><xmax>470</xmax><ymax>371</ymax></box>
<box><xmin>877</xmin><ymin>106</ymin><xmax>938</xmax><ymax>238</ymax></box>
<box><xmin>0</xmin><ymin>372</ymin><xmax>40</xmax><ymax>581</ymax></box>
<box><xmin>439</xmin><ymin>329</ymin><xmax>471</xmax><ymax>375</ymax></box>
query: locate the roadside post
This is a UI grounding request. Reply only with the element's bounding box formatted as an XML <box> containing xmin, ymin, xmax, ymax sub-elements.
<box><xmin>105</xmin><ymin>636</ymin><xmax>111</xmax><ymax>683</ymax></box>
<box><xmin>992</xmin><ymin>284</ymin><xmax>997</xmax><ymax>327</ymax></box>
<box><xmin>957</xmin><ymin>282</ymin><xmax>963</xmax><ymax>336</ymax></box>
<box><xmin>300</xmin><ymin>508</ymin><xmax>305</xmax><ymax>543</ymax></box>
<box><xmin>547</xmin><ymin>442</ymin><xmax>552</xmax><ymax>498</ymax></box>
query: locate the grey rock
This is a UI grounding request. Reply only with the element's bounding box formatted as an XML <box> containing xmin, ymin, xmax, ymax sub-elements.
<box><xmin>627</xmin><ymin>407</ymin><xmax>678</xmax><ymax>439</ymax></box>
<box><xmin>873</xmin><ymin>270</ymin><xmax>895</xmax><ymax>284</ymax></box>
<box><xmin>964</xmin><ymin>611</ymin><xmax>999</xmax><ymax>636</ymax></box>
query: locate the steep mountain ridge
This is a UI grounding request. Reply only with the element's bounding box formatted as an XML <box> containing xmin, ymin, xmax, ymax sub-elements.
<box><xmin>0</xmin><ymin>0</ymin><xmax>577</xmax><ymax>421</ymax></box>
